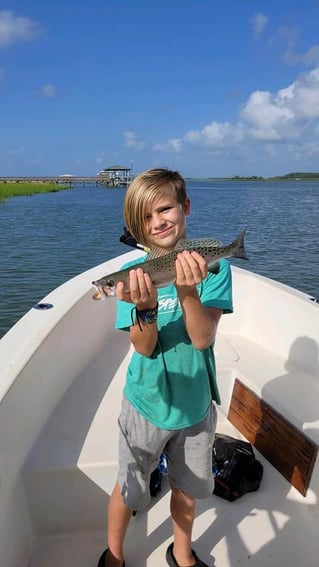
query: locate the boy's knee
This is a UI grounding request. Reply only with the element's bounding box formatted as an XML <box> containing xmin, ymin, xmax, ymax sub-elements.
<box><xmin>171</xmin><ymin>485</ymin><xmax>195</xmax><ymax>503</ymax></box>
<box><xmin>171</xmin><ymin>485</ymin><xmax>186</xmax><ymax>496</ymax></box>
<box><xmin>120</xmin><ymin>481</ymin><xmax>151</xmax><ymax>512</ymax></box>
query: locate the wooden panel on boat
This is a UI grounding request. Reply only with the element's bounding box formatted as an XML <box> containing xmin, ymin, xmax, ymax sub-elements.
<box><xmin>228</xmin><ymin>378</ymin><xmax>318</xmax><ymax>496</ymax></box>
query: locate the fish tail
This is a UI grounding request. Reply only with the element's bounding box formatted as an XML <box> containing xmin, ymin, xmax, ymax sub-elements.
<box><xmin>233</xmin><ymin>230</ymin><xmax>249</xmax><ymax>260</ymax></box>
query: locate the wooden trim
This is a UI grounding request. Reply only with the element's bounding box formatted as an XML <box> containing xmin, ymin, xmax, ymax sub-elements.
<box><xmin>228</xmin><ymin>378</ymin><xmax>318</xmax><ymax>496</ymax></box>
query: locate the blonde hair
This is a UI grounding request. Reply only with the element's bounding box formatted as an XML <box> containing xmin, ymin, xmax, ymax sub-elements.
<box><xmin>123</xmin><ymin>168</ymin><xmax>187</xmax><ymax>248</ymax></box>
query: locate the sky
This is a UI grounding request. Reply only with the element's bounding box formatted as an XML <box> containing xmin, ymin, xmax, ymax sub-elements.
<box><xmin>1</xmin><ymin>0</ymin><xmax>319</xmax><ymax>178</ymax></box>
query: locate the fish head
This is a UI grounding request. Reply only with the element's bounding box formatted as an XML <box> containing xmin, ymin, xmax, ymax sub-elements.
<box><xmin>104</xmin><ymin>279</ymin><xmax>117</xmax><ymax>296</ymax></box>
<box><xmin>92</xmin><ymin>279</ymin><xmax>116</xmax><ymax>300</ymax></box>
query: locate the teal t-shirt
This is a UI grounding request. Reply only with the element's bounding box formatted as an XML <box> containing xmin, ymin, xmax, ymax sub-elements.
<box><xmin>115</xmin><ymin>258</ymin><xmax>233</xmax><ymax>430</ymax></box>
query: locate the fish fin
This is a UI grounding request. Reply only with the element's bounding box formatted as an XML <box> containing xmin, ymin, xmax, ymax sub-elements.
<box><xmin>147</xmin><ymin>246</ymin><xmax>172</xmax><ymax>260</ymax></box>
<box><xmin>173</xmin><ymin>239</ymin><xmax>189</xmax><ymax>251</ymax></box>
<box><xmin>208</xmin><ymin>262</ymin><xmax>220</xmax><ymax>274</ymax></box>
<box><xmin>184</xmin><ymin>237</ymin><xmax>221</xmax><ymax>248</ymax></box>
<box><xmin>92</xmin><ymin>291</ymin><xmax>103</xmax><ymax>301</ymax></box>
<box><xmin>233</xmin><ymin>230</ymin><xmax>249</xmax><ymax>260</ymax></box>
<box><xmin>174</xmin><ymin>237</ymin><xmax>221</xmax><ymax>252</ymax></box>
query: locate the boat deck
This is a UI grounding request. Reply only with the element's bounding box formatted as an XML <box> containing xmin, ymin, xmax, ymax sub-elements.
<box><xmin>23</xmin><ymin>333</ymin><xmax>319</xmax><ymax>567</ymax></box>
<box><xmin>27</xmin><ymin>412</ymin><xmax>319</xmax><ymax>567</ymax></box>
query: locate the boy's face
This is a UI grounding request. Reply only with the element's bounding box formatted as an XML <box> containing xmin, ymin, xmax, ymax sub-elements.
<box><xmin>144</xmin><ymin>191</ymin><xmax>190</xmax><ymax>251</ymax></box>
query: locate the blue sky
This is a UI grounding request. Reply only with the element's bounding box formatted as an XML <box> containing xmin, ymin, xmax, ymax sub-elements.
<box><xmin>1</xmin><ymin>0</ymin><xmax>319</xmax><ymax>177</ymax></box>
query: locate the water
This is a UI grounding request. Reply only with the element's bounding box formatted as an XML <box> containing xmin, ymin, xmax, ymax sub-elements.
<box><xmin>0</xmin><ymin>180</ymin><xmax>318</xmax><ymax>338</ymax></box>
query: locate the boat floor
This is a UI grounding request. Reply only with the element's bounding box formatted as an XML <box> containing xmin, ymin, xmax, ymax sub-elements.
<box><xmin>24</xmin><ymin>331</ymin><xmax>319</xmax><ymax>567</ymax></box>
<box><xmin>28</xmin><ymin>411</ymin><xmax>319</xmax><ymax>567</ymax></box>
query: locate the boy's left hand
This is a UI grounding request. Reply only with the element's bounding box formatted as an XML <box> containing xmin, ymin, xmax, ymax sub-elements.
<box><xmin>116</xmin><ymin>268</ymin><xmax>158</xmax><ymax>310</ymax></box>
<box><xmin>175</xmin><ymin>250</ymin><xmax>208</xmax><ymax>288</ymax></box>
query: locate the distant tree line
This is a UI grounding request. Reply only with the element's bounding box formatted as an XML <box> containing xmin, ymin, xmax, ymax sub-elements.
<box><xmin>229</xmin><ymin>172</ymin><xmax>319</xmax><ymax>180</ymax></box>
<box><xmin>271</xmin><ymin>172</ymin><xmax>319</xmax><ymax>179</ymax></box>
<box><xmin>230</xmin><ymin>175</ymin><xmax>264</xmax><ymax>180</ymax></box>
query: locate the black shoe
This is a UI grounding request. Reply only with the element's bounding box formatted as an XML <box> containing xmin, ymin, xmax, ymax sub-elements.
<box><xmin>166</xmin><ymin>542</ymin><xmax>209</xmax><ymax>567</ymax></box>
<box><xmin>97</xmin><ymin>548</ymin><xmax>125</xmax><ymax>567</ymax></box>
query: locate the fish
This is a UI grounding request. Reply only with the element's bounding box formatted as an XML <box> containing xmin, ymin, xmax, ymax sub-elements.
<box><xmin>92</xmin><ymin>230</ymin><xmax>248</xmax><ymax>299</ymax></box>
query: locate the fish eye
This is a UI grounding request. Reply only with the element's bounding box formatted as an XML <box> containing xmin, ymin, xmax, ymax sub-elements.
<box><xmin>107</xmin><ymin>279</ymin><xmax>115</xmax><ymax>287</ymax></box>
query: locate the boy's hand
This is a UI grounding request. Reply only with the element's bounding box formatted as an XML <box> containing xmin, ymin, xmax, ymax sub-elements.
<box><xmin>116</xmin><ymin>268</ymin><xmax>158</xmax><ymax>310</ymax></box>
<box><xmin>175</xmin><ymin>250</ymin><xmax>208</xmax><ymax>289</ymax></box>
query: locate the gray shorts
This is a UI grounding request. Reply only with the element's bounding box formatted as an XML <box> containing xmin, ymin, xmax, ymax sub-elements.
<box><xmin>117</xmin><ymin>396</ymin><xmax>217</xmax><ymax>511</ymax></box>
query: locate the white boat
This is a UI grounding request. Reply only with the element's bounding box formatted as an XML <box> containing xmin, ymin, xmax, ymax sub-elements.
<box><xmin>1</xmin><ymin>249</ymin><xmax>318</xmax><ymax>567</ymax></box>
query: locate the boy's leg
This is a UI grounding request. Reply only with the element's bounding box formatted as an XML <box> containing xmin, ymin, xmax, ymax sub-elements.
<box><xmin>170</xmin><ymin>486</ymin><xmax>196</xmax><ymax>566</ymax></box>
<box><xmin>103</xmin><ymin>396</ymin><xmax>171</xmax><ymax>565</ymax></box>
<box><xmin>165</xmin><ymin>404</ymin><xmax>217</xmax><ymax>566</ymax></box>
<box><xmin>106</xmin><ymin>482</ymin><xmax>132</xmax><ymax>566</ymax></box>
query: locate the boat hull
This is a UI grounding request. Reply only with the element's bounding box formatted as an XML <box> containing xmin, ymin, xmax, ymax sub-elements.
<box><xmin>1</xmin><ymin>251</ymin><xmax>318</xmax><ymax>566</ymax></box>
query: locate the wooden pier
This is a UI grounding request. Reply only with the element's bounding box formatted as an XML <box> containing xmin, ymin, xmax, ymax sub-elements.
<box><xmin>0</xmin><ymin>176</ymin><xmax>131</xmax><ymax>187</ymax></box>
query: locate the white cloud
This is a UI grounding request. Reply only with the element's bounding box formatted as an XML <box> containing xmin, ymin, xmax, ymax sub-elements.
<box><xmin>288</xmin><ymin>141</ymin><xmax>319</xmax><ymax>158</ymax></box>
<box><xmin>241</xmin><ymin>67</ymin><xmax>319</xmax><ymax>140</ymax></box>
<box><xmin>289</xmin><ymin>68</ymin><xmax>319</xmax><ymax>119</ymax></box>
<box><xmin>0</xmin><ymin>10</ymin><xmax>42</xmax><ymax>47</ymax></box>
<box><xmin>185</xmin><ymin>121</ymin><xmax>244</xmax><ymax>148</ymax></box>
<box><xmin>153</xmin><ymin>138</ymin><xmax>183</xmax><ymax>153</ymax></box>
<box><xmin>277</xmin><ymin>25</ymin><xmax>298</xmax><ymax>48</ymax></box>
<box><xmin>154</xmin><ymin>122</ymin><xmax>244</xmax><ymax>154</ymax></box>
<box><xmin>274</xmin><ymin>26</ymin><xmax>319</xmax><ymax>67</ymax></box>
<box><xmin>251</xmin><ymin>13</ymin><xmax>269</xmax><ymax>38</ymax></box>
<box><xmin>39</xmin><ymin>83</ymin><xmax>57</xmax><ymax>98</ymax></box>
<box><xmin>124</xmin><ymin>130</ymin><xmax>145</xmax><ymax>150</ymax></box>
<box><xmin>240</xmin><ymin>90</ymin><xmax>295</xmax><ymax>140</ymax></box>
<box><xmin>153</xmin><ymin>66</ymin><xmax>319</xmax><ymax>156</ymax></box>
<box><xmin>283</xmin><ymin>44</ymin><xmax>319</xmax><ymax>66</ymax></box>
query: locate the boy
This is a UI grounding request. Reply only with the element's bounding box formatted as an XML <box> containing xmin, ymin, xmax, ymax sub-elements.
<box><xmin>98</xmin><ymin>168</ymin><xmax>233</xmax><ymax>567</ymax></box>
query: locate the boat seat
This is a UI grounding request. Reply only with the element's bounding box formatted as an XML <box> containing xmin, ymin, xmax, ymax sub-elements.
<box><xmin>77</xmin><ymin>347</ymin><xmax>130</xmax><ymax>494</ymax></box>
<box><xmin>77</xmin><ymin>332</ymin><xmax>319</xmax><ymax>497</ymax></box>
<box><xmin>215</xmin><ymin>333</ymin><xmax>319</xmax><ymax>446</ymax></box>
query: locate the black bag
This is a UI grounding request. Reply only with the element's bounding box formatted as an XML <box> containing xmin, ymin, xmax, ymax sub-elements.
<box><xmin>212</xmin><ymin>433</ymin><xmax>263</xmax><ymax>502</ymax></box>
<box><xmin>149</xmin><ymin>467</ymin><xmax>162</xmax><ymax>497</ymax></box>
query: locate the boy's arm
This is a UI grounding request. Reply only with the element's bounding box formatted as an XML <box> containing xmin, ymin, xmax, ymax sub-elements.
<box><xmin>178</xmin><ymin>288</ymin><xmax>222</xmax><ymax>350</ymax></box>
<box><xmin>175</xmin><ymin>250</ymin><xmax>223</xmax><ymax>350</ymax></box>
<box><xmin>117</xmin><ymin>268</ymin><xmax>158</xmax><ymax>357</ymax></box>
<box><xmin>130</xmin><ymin>316</ymin><xmax>158</xmax><ymax>357</ymax></box>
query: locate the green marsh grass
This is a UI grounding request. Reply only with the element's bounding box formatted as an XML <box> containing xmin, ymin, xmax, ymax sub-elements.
<box><xmin>0</xmin><ymin>182</ymin><xmax>70</xmax><ymax>202</ymax></box>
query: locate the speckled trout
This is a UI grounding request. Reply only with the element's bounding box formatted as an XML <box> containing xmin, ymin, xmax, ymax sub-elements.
<box><xmin>92</xmin><ymin>230</ymin><xmax>248</xmax><ymax>299</ymax></box>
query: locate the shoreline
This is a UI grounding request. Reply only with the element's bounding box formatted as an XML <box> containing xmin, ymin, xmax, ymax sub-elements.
<box><xmin>0</xmin><ymin>183</ymin><xmax>70</xmax><ymax>202</ymax></box>
<box><xmin>1</xmin><ymin>176</ymin><xmax>319</xmax><ymax>203</ymax></box>
<box><xmin>186</xmin><ymin>175</ymin><xmax>319</xmax><ymax>181</ymax></box>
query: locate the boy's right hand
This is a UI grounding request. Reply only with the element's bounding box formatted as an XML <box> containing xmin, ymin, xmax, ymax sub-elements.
<box><xmin>116</xmin><ymin>268</ymin><xmax>158</xmax><ymax>310</ymax></box>
<box><xmin>175</xmin><ymin>250</ymin><xmax>208</xmax><ymax>290</ymax></box>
